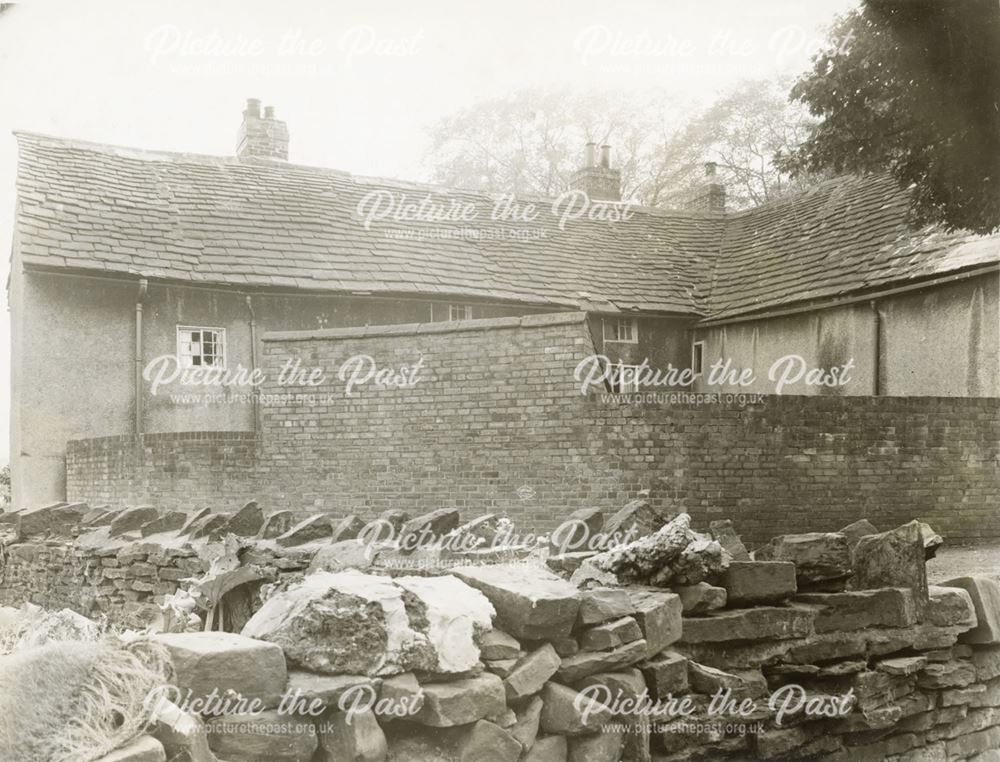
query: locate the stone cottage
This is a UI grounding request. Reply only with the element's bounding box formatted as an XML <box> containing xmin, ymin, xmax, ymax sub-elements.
<box><xmin>8</xmin><ymin>99</ymin><xmax>999</xmax><ymax>507</ymax></box>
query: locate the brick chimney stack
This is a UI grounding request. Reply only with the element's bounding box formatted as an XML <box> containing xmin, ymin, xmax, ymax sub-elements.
<box><xmin>569</xmin><ymin>141</ymin><xmax>621</xmax><ymax>201</ymax></box>
<box><xmin>685</xmin><ymin>161</ymin><xmax>726</xmax><ymax>213</ymax></box>
<box><xmin>237</xmin><ymin>98</ymin><xmax>289</xmax><ymax>161</ymax></box>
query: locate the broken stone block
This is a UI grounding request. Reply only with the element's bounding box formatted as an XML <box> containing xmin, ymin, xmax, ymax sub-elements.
<box><xmin>900</xmin><ymin>521</ymin><xmax>944</xmax><ymax>560</ymax></box>
<box><xmin>316</xmin><ymin>709</ymin><xmax>387</xmax><ymax>762</ymax></box>
<box><xmin>625</xmin><ymin>588</ymin><xmax>683</xmax><ymax>658</ymax></box>
<box><xmin>552</xmin><ymin>637</ymin><xmax>579</xmax><ymax>656</ymax></box>
<box><xmin>17</xmin><ymin>502</ymin><xmax>88</xmax><ymax>538</ymax></box>
<box><xmin>140</xmin><ymin>511</ymin><xmax>188</xmax><ymax>537</ymax></box>
<box><xmin>940</xmin><ymin>576</ymin><xmax>1000</xmax><ymax>644</ymax></box>
<box><xmin>839</xmin><ymin>518</ymin><xmax>879</xmax><ymax>550</ymax></box>
<box><xmin>640</xmin><ymin>651</ymin><xmax>689</xmax><ymax>698</ymax></box>
<box><xmin>539</xmin><ymin>682</ymin><xmax>614</xmax><ymax>735</ymax></box>
<box><xmin>549</xmin><ymin>506</ymin><xmax>605</xmax><ymax>554</ymax></box>
<box><xmin>680</xmin><ymin>606</ymin><xmax>815</xmax><ymax>644</ymax></box>
<box><xmin>276</xmin><ymin>515</ymin><xmax>334</xmax><ymax>547</ymax></box>
<box><xmin>481</xmin><ymin>629</ymin><xmax>521</xmax><ymax>660</ymax></box>
<box><xmin>379</xmin><ymin>672</ymin><xmax>425</xmax><ymax>717</ymax></box>
<box><xmin>458</xmin><ymin>720</ymin><xmax>522</xmax><ymax>762</ymax></box>
<box><xmin>556</xmin><ymin>638</ymin><xmax>647</xmax><ymax>682</ymax></box>
<box><xmin>179</xmin><ymin>508</ymin><xmax>210</xmax><ymax>536</ymax></box>
<box><xmin>511</xmin><ymin>695</ymin><xmax>543</xmax><ymax>750</ymax></box>
<box><xmin>568</xmin><ymin>730</ymin><xmax>624</xmax><ymax>761</ymax></box>
<box><xmin>927</xmin><ymin>585</ymin><xmax>978</xmax><ymax>630</ymax></box>
<box><xmin>876</xmin><ymin>655</ymin><xmax>928</xmax><ymax>676</ymax></box>
<box><xmin>719</xmin><ymin>561</ymin><xmax>796</xmax><ymax>605</ymax></box>
<box><xmin>523</xmin><ymin>735</ymin><xmax>568</xmax><ymax>762</ymax></box>
<box><xmin>592</xmin><ymin>514</ymin><xmax>727</xmax><ymax>586</ymax></box>
<box><xmin>601</xmin><ymin>499</ymin><xmax>669</xmax><ymax>544</ymax></box>
<box><xmin>709</xmin><ymin>519</ymin><xmax>751</xmax><ymax>561</ymax></box>
<box><xmin>672</xmin><ymin>582</ymin><xmax>727</xmax><ymax>614</ymax></box>
<box><xmin>546</xmin><ymin>552</ymin><xmax>595</xmax><ymax>577</ymax></box>
<box><xmin>853</xmin><ymin>522</ymin><xmax>928</xmax><ymax>613</ymax></box>
<box><xmin>410</xmin><ymin>673</ymin><xmax>506</xmax><ymax>727</ymax></box>
<box><xmin>504</xmin><ymin>644</ymin><xmax>561</xmax><ymax>701</ymax></box>
<box><xmin>573</xmin><ymin>667</ymin><xmax>646</xmax><ymax>700</ymax></box>
<box><xmin>258</xmin><ymin>510</ymin><xmax>296</xmax><ymax>539</ymax></box>
<box><xmin>109</xmin><ymin>506</ymin><xmax>160</xmax><ymax>537</ymax></box>
<box><xmin>918</xmin><ymin>660</ymin><xmax>977</xmax><ymax>689</ymax></box>
<box><xmin>971</xmin><ymin>647</ymin><xmax>1000</xmax><ymax>681</ymax></box>
<box><xmin>578</xmin><ymin>616</ymin><xmax>642</xmax><ymax>651</ymax></box>
<box><xmin>755</xmin><ymin>532</ymin><xmax>852</xmax><ymax>588</ymax></box>
<box><xmin>285</xmin><ymin>571</ymin><xmax>485</xmax><ymax>675</ymax></box>
<box><xmin>331</xmin><ymin>514</ymin><xmax>366</xmax><ymax>542</ymax></box>
<box><xmin>399</xmin><ymin>508</ymin><xmax>460</xmax><ymax>550</ymax></box>
<box><xmin>206</xmin><ymin>709</ymin><xmax>317</xmax><ymax>762</ymax></box>
<box><xmin>152</xmin><ymin>631</ymin><xmax>287</xmax><ymax>707</ymax></box>
<box><xmin>189</xmin><ymin>514</ymin><xmax>229</xmax><ymax>541</ymax></box>
<box><xmin>151</xmin><ymin>704</ymin><xmax>216</xmax><ymax>762</ymax></box>
<box><xmin>96</xmin><ymin>735</ymin><xmax>167</xmax><ymax>762</ymax></box>
<box><xmin>794</xmin><ymin>588</ymin><xmax>916</xmax><ymax>633</ymax></box>
<box><xmin>577</xmin><ymin>588</ymin><xmax>635</xmax><ymax>626</ymax></box>
<box><xmin>486</xmin><ymin>658</ymin><xmax>519</xmax><ymax>679</ymax></box>
<box><xmin>284</xmin><ymin>671</ymin><xmax>376</xmax><ymax>713</ymax></box>
<box><xmin>308</xmin><ymin>540</ymin><xmax>377</xmax><ymax>572</ymax></box>
<box><xmin>453</xmin><ymin>563</ymin><xmax>580</xmax><ymax>640</ymax></box>
<box><xmin>687</xmin><ymin>662</ymin><xmax>767</xmax><ymax>696</ymax></box>
<box><xmin>224</xmin><ymin>501</ymin><xmax>265</xmax><ymax>536</ymax></box>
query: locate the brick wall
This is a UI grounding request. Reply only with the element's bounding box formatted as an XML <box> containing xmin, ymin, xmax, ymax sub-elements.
<box><xmin>65</xmin><ymin>431</ymin><xmax>258</xmax><ymax>511</ymax></box>
<box><xmin>64</xmin><ymin>315</ymin><xmax>1000</xmax><ymax>545</ymax></box>
<box><xmin>253</xmin><ymin>314</ymin><xmax>1000</xmax><ymax>545</ymax></box>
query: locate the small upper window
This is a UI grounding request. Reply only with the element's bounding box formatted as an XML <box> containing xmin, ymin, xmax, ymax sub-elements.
<box><xmin>604</xmin><ymin>318</ymin><xmax>638</xmax><ymax>343</ymax></box>
<box><xmin>448</xmin><ymin>304</ymin><xmax>472</xmax><ymax>321</ymax></box>
<box><xmin>692</xmin><ymin>341</ymin><xmax>706</xmax><ymax>376</ymax></box>
<box><xmin>177</xmin><ymin>327</ymin><xmax>225</xmax><ymax>368</ymax></box>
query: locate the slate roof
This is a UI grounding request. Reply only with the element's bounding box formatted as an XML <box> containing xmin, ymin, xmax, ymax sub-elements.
<box><xmin>12</xmin><ymin>131</ymin><xmax>1000</xmax><ymax>321</ymax></box>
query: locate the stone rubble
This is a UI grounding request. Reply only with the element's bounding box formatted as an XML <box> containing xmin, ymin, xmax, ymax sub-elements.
<box><xmin>3</xmin><ymin>499</ymin><xmax>1000</xmax><ymax>761</ymax></box>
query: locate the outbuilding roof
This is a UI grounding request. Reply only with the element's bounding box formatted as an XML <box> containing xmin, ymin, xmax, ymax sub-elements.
<box><xmin>13</xmin><ymin>131</ymin><xmax>1000</xmax><ymax>321</ymax></box>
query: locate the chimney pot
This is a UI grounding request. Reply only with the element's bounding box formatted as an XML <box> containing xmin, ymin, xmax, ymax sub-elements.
<box><xmin>570</xmin><ymin>141</ymin><xmax>621</xmax><ymax>201</ymax></box>
<box><xmin>705</xmin><ymin>161</ymin><xmax>718</xmax><ymax>178</ymax></box>
<box><xmin>237</xmin><ymin>98</ymin><xmax>288</xmax><ymax>161</ymax></box>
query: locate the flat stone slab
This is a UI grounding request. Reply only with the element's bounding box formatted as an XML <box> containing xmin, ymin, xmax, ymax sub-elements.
<box><xmin>794</xmin><ymin>588</ymin><xmax>916</xmax><ymax>633</ymax></box>
<box><xmin>940</xmin><ymin>576</ymin><xmax>1000</xmax><ymax>644</ymax></box>
<box><xmin>577</xmin><ymin>588</ymin><xmax>636</xmax><ymax>626</ymax></box>
<box><xmin>755</xmin><ymin>532</ymin><xmax>851</xmax><ymax>586</ymax></box>
<box><xmin>680</xmin><ymin>606</ymin><xmax>815</xmax><ymax>644</ymax></box>
<box><xmin>709</xmin><ymin>519</ymin><xmax>751</xmax><ymax>561</ymax></box>
<box><xmin>720</xmin><ymin>562</ymin><xmax>796</xmax><ymax>605</ymax></box>
<box><xmin>927</xmin><ymin>585</ymin><xmax>978</xmax><ymax>630</ymax></box>
<box><xmin>673</xmin><ymin>582</ymin><xmax>727</xmax><ymax>614</ymax></box>
<box><xmin>579</xmin><ymin>616</ymin><xmax>642</xmax><ymax>651</ymax></box>
<box><xmin>152</xmin><ymin>631</ymin><xmax>287</xmax><ymax>708</ymax></box>
<box><xmin>206</xmin><ymin>708</ymin><xmax>317</xmax><ymax>762</ymax></box>
<box><xmin>285</xmin><ymin>671</ymin><xmax>377</xmax><ymax>713</ymax></box>
<box><xmin>556</xmin><ymin>638</ymin><xmax>647</xmax><ymax>682</ymax></box>
<box><xmin>539</xmin><ymin>681</ymin><xmax>614</xmax><ymax>736</ymax></box>
<box><xmin>453</xmin><ymin>563</ymin><xmax>580</xmax><ymax>640</ymax></box>
<box><xmin>410</xmin><ymin>673</ymin><xmax>506</xmax><ymax>727</ymax></box>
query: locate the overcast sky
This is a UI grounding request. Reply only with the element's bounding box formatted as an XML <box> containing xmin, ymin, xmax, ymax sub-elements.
<box><xmin>0</xmin><ymin>0</ymin><xmax>858</xmax><ymax>464</ymax></box>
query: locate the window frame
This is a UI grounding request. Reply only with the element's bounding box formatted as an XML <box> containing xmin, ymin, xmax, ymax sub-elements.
<box><xmin>610</xmin><ymin>362</ymin><xmax>642</xmax><ymax>393</ymax></box>
<box><xmin>692</xmin><ymin>340</ymin><xmax>705</xmax><ymax>376</ymax></box>
<box><xmin>603</xmin><ymin>317</ymin><xmax>638</xmax><ymax>344</ymax></box>
<box><xmin>176</xmin><ymin>325</ymin><xmax>227</xmax><ymax>369</ymax></box>
<box><xmin>448</xmin><ymin>304</ymin><xmax>473</xmax><ymax>321</ymax></box>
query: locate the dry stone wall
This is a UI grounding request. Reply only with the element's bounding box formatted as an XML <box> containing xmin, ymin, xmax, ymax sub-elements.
<box><xmin>4</xmin><ymin>500</ymin><xmax>1000</xmax><ymax>761</ymax></box>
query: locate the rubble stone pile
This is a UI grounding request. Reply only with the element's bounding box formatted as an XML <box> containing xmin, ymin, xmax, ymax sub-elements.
<box><xmin>1</xmin><ymin>500</ymin><xmax>1000</xmax><ymax>761</ymax></box>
